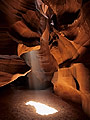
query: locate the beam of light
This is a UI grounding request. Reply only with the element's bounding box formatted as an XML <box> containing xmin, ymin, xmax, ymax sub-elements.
<box><xmin>25</xmin><ymin>101</ymin><xmax>58</xmax><ymax>115</ymax></box>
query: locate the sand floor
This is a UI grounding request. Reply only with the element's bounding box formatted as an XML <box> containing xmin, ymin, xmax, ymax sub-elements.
<box><xmin>0</xmin><ymin>85</ymin><xmax>89</xmax><ymax>120</ymax></box>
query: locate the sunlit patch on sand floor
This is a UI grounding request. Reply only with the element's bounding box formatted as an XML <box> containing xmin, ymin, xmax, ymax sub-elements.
<box><xmin>25</xmin><ymin>101</ymin><xmax>58</xmax><ymax>115</ymax></box>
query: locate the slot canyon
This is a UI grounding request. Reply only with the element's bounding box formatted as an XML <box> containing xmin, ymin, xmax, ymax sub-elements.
<box><xmin>0</xmin><ymin>0</ymin><xmax>90</xmax><ymax>119</ymax></box>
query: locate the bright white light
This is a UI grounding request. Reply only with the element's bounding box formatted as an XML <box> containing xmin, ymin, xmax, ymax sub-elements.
<box><xmin>25</xmin><ymin>101</ymin><xmax>58</xmax><ymax>115</ymax></box>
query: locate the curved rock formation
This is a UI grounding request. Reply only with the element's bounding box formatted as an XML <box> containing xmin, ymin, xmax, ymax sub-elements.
<box><xmin>49</xmin><ymin>0</ymin><xmax>90</xmax><ymax>117</ymax></box>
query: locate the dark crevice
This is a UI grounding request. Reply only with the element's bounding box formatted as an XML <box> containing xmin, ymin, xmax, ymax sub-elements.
<box><xmin>57</xmin><ymin>9</ymin><xmax>80</xmax><ymax>25</ymax></box>
<box><xmin>73</xmin><ymin>76</ymin><xmax>80</xmax><ymax>90</ymax></box>
<box><xmin>59</xmin><ymin>59</ymin><xmax>73</xmax><ymax>68</ymax></box>
<box><xmin>56</xmin><ymin>10</ymin><xmax>81</xmax><ymax>31</ymax></box>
